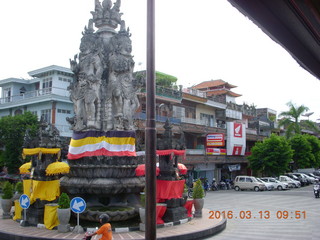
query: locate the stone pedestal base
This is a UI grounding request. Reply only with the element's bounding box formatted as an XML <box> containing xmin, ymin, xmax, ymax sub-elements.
<box><xmin>194</xmin><ymin>210</ymin><xmax>202</xmax><ymax>218</ymax></box>
<box><xmin>20</xmin><ymin>220</ymin><xmax>30</xmax><ymax>227</ymax></box>
<box><xmin>162</xmin><ymin>207</ymin><xmax>187</xmax><ymax>223</ymax></box>
<box><xmin>58</xmin><ymin>224</ymin><xmax>70</xmax><ymax>233</ymax></box>
<box><xmin>72</xmin><ymin>225</ymin><xmax>84</xmax><ymax>234</ymax></box>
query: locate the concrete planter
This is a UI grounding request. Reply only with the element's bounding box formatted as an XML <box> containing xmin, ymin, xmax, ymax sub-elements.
<box><xmin>1</xmin><ymin>199</ymin><xmax>13</xmax><ymax>219</ymax></box>
<box><xmin>193</xmin><ymin>198</ymin><xmax>204</xmax><ymax>218</ymax></box>
<box><xmin>57</xmin><ymin>208</ymin><xmax>71</xmax><ymax>232</ymax></box>
<box><xmin>139</xmin><ymin>207</ymin><xmax>145</xmax><ymax>224</ymax></box>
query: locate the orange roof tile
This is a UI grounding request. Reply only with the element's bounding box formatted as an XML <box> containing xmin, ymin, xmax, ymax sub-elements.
<box><xmin>206</xmin><ymin>89</ymin><xmax>242</xmax><ymax>97</ymax></box>
<box><xmin>193</xmin><ymin>79</ymin><xmax>237</xmax><ymax>89</ymax></box>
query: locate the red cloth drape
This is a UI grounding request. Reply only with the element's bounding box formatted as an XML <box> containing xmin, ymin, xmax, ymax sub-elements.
<box><xmin>156</xmin><ymin>179</ymin><xmax>185</xmax><ymax>202</ymax></box>
<box><xmin>156</xmin><ymin>204</ymin><xmax>167</xmax><ymax>224</ymax></box>
<box><xmin>184</xmin><ymin>199</ymin><xmax>194</xmax><ymax>218</ymax></box>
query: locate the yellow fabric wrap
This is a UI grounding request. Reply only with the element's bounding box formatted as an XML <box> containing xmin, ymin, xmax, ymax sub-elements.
<box><xmin>23</xmin><ymin>179</ymin><xmax>32</xmax><ymax>197</ymax></box>
<box><xmin>46</xmin><ymin>162</ymin><xmax>70</xmax><ymax>176</ymax></box>
<box><xmin>22</xmin><ymin>148</ymin><xmax>61</xmax><ymax>160</ymax></box>
<box><xmin>19</xmin><ymin>162</ymin><xmax>31</xmax><ymax>174</ymax></box>
<box><xmin>44</xmin><ymin>204</ymin><xmax>59</xmax><ymax>230</ymax></box>
<box><xmin>13</xmin><ymin>200</ymin><xmax>23</xmax><ymax>221</ymax></box>
<box><xmin>30</xmin><ymin>180</ymin><xmax>60</xmax><ymax>203</ymax></box>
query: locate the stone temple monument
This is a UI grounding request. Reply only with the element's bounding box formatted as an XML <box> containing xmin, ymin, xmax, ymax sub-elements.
<box><xmin>60</xmin><ymin>0</ymin><xmax>144</xmax><ymax>222</ymax></box>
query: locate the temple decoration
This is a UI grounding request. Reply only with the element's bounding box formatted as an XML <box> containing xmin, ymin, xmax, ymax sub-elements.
<box><xmin>60</xmin><ymin>0</ymin><xmax>144</xmax><ymax>223</ymax></box>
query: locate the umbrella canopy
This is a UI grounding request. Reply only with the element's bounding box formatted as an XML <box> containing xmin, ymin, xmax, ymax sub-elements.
<box><xmin>19</xmin><ymin>162</ymin><xmax>31</xmax><ymax>174</ymax></box>
<box><xmin>178</xmin><ymin>163</ymin><xmax>187</xmax><ymax>175</ymax></box>
<box><xmin>46</xmin><ymin>162</ymin><xmax>70</xmax><ymax>176</ymax></box>
<box><xmin>135</xmin><ymin>164</ymin><xmax>160</xmax><ymax>177</ymax></box>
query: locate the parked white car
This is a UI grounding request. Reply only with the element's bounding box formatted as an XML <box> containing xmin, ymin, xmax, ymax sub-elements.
<box><xmin>257</xmin><ymin>178</ymin><xmax>274</xmax><ymax>191</ymax></box>
<box><xmin>279</xmin><ymin>175</ymin><xmax>301</xmax><ymax>188</ymax></box>
<box><xmin>260</xmin><ymin>177</ymin><xmax>289</xmax><ymax>190</ymax></box>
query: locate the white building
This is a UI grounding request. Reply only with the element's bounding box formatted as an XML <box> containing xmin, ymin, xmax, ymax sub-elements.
<box><xmin>0</xmin><ymin>65</ymin><xmax>73</xmax><ymax>137</ymax></box>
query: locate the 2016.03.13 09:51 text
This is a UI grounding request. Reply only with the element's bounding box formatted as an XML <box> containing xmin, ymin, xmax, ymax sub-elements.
<box><xmin>209</xmin><ymin>210</ymin><xmax>307</xmax><ymax>220</ymax></box>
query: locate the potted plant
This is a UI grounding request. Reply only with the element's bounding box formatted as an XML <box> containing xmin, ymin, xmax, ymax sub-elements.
<box><xmin>139</xmin><ymin>189</ymin><xmax>146</xmax><ymax>224</ymax></box>
<box><xmin>13</xmin><ymin>182</ymin><xmax>23</xmax><ymax>201</ymax></box>
<box><xmin>1</xmin><ymin>181</ymin><xmax>14</xmax><ymax>219</ymax></box>
<box><xmin>57</xmin><ymin>192</ymin><xmax>71</xmax><ymax>232</ymax></box>
<box><xmin>192</xmin><ymin>179</ymin><xmax>205</xmax><ymax>218</ymax></box>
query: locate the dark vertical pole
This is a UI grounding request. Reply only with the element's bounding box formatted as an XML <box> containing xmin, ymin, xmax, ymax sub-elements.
<box><xmin>145</xmin><ymin>0</ymin><xmax>156</xmax><ymax>239</ymax></box>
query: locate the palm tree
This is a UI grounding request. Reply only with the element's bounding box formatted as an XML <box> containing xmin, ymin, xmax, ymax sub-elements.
<box><xmin>278</xmin><ymin>102</ymin><xmax>312</xmax><ymax>138</ymax></box>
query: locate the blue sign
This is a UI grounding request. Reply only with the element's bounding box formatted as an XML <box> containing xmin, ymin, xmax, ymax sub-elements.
<box><xmin>19</xmin><ymin>194</ymin><xmax>30</xmax><ymax>209</ymax></box>
<box><xmin>70</xmin><ymin>197</ymin><xmax>86</xmax><ymax>213</ymax></box>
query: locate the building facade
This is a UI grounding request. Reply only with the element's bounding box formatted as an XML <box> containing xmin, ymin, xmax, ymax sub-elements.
<box><xmin>0</xmin><ymin>66</ymin><xmax>276</xmax><ymax>182</ymax></box>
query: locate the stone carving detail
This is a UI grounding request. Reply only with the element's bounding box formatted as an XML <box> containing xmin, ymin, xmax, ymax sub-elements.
<box><xmin>68</xmin><ymin>0</ymin><xmax>139</xmax><ymax>131</ymax></box>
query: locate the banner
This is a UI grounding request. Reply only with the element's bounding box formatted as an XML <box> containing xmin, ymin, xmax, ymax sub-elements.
<box><xmin>68</xmin><ymin>130</ymin><xmax>136</xmax><ymax>160</ymax></box>
<box><xmin>206</xmin><ymin>148</ymin><xmax>226</xmax><ymax>155</ymax></box>
<box><xmin>206</xmin><ymin>133</ymin><xmax>225</xmax><ymax>147</ymax></box>
<box><xmin>228</xmin><ymin>164</ymin><xmax>241</xmax><ymax>172</ymax></box>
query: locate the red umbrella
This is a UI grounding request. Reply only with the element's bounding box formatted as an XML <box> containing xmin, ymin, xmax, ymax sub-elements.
<box><xmin>135</xmin><ymin>164</ymin><xmax>160</xmax><ymax>176</ymax></box>
<box><xmin>178</xmin><ymin>163</ymin><xmax>188</xmax><ymax>175</ymax></box>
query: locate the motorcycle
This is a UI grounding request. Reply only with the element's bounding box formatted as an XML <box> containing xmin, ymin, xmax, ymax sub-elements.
<box><xmin>314</xmin><ymin>184</ymin><xmax>320</xmax><ymax>198</ymax></box>
<box><xmin>211</xmin><ymin>179</ymin><xmax>219</xmax><ymax>191</ymax></box>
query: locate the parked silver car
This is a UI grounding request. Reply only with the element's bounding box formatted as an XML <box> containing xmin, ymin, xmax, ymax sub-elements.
<box><xmin>260</xmin><ymin>177</ymin><xmax>289</xmax><ymax>190</ymax></box>
<box><xmin>234</xmin><ymin>176</ymin><xmax>266</xmax><ymax>191</ymax></box>
<box><xmin>257</xmin><ymin>178</ymin><xmax>274</xmax><ymax>191</ymax></box>
<box><xmin>279</xmin><ymin>175</ymin><xmax>301</xmax><ymax>188</ymax></box>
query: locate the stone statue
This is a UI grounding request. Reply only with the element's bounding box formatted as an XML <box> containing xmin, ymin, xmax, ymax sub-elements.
<box><xmin>104</xmin><ymin>21</ymin><xmax>139</xmax><ymax>130</ymax></box>
<box><xmin>68</xmin><ymin>2</ymin><xmax>139</xmax><ymax>132</ymax></box>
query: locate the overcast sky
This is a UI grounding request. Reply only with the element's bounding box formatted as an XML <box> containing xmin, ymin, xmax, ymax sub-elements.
<box><xmin>1</xmin><ymin>0</ymin><xmax>319</xmax><ymax>121</ymax></box>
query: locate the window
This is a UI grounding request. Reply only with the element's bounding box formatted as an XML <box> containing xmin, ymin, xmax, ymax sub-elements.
<box><xmin>57</xmin><ymin>109</ymin><xmax>71</xmax><ymax>114</ymax></box>
<box><xmin>41</xmin><ymin>109</ymin><xmax>51</xmax><ymax>123</ymax></box>
<box><xmin>42</xmin><ymin>78</ymin><xmax>52</xmax><ymax>94</ymax></box>
<box><xmin>200</xmin><ymin>113</ymin><xmax>215</xmax><ymax>127</ymax></box>
<box><xmin>245</xmin><ymin>178</ymin><xmax>253</xmax><ymax>182</ymax></box>
<box><xmin>238</xmin><ymin>177</ymin><xmax>245</xmax><ymax>182</ymax></box>
<box><xmin>3</xmin><ymin>88</ymin><xmax>11</xmax><ymax>102</ymax></box>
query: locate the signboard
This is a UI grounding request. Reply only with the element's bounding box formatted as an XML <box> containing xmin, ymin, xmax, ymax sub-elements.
<box><xmin>232</xmin><ymin>145</ymin><xmax>243</xmax><ymax>155</ymax></box>
<box><xmin>19</xmin><ymin>194</ymin><xmax>30</xmax><ymax>209</ymax></box>
<box><xmin>227</xmin><ymin>122</ymin><xmax>246</xmax><ymax>156</ymax></box>
<box><xmin>234</xmin><ymin>123</ymin><xmax>243</xmax><ymax>138</ymax></box>
<box><xmin>206</xmin><ymin>133</ymin><xmax>225</xmax><ymax>147</ymax></box>
<box><xmin>70</xmin><ymin>197</ymin><xmax>86</xmax><ymax>214</ymax></box>
<box><xmin>206</xmin><ymin>148</ymin><xmax>226</xmax><ymax>155</ymax></box>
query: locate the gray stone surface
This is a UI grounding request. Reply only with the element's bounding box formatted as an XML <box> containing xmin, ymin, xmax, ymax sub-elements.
<box><xmin>68</xmin><ymin>0</ymin><xmax>140</xmax><ymax>132</ymax></box>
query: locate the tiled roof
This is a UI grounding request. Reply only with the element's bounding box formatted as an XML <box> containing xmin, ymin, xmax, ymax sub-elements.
<box><xmin>193</xmin><ymin>79</ymin><xmax>237</xmax><ymax>89</ymax></box>
<box><xmin>207</xmin><ymin>89</ymin><xmax>242</xmax><ymax>97</ymax></box>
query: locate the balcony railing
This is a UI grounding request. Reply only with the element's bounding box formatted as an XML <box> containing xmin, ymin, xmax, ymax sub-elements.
<box><xmin>135</xmin><ymin>112</ymin><xmax>182</xmax><ymax>124</ymax></box>
<box><xmin>141</xmin><ymin>86</ymin><xmax>182</xmax><ymax>101</ymax></box>
<box><xmin>0</xmin><ymin>87</ymin><xmax>70</xmax><ymax>104</ymax></box>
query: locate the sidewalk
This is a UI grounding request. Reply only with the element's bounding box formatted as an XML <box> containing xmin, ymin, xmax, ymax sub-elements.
<box><xmin>0</xmin><ymin>209</ymin><xmax>226</xmax><ymax>240</ymax></box>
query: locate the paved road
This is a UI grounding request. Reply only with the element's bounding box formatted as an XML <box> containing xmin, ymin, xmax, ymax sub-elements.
<box><xmin>203</xmin><ymin>185</ymin><xmax>319</xmax><ymax>240</ymax></box>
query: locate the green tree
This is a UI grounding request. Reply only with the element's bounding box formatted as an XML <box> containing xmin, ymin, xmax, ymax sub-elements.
<box><xmin>248</xmin><ymin>134</ymin><xmax>293</xmax><ymax>176</ymax></box>
<box><xmin>0</xmin><ymin>112</ymin><xmax>38</xmax><ymax>173</ymax></box>
<box><xmin>289</xmin><ymin>134</ymin><xmax>313</xmax><ymax>169</ymax></box>
<box><xmin>304</xmin><ymin>135</ymin><xmax>320</xmax><ymax>168</ymax></box>
<box><xmin>278</xmin><ymin>102</ymin><xmax>311</xmax><ymax>138</ymax></box>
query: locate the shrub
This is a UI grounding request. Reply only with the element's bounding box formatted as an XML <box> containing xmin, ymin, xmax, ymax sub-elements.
<box><xmin>2</xmin><ymin>181</ymin><xmax>13</xmax><ymax>199</ymax></box>
<box><xmin>192</xmin><ymin>179</ymin><xmax>204</xmax><ymax>199</ymax></box>
<box><xmin>15</xmin><ymin>182</ymin><xmax>23</xmax><ymax>194</ymax></box>
<box><xmin>58</xmin><ymin>193</ymin><xmax>70</xmax><ymax>209</ymax></box>
<box><xmin>140</xmin><ymin>188</ymin><xmax>146</xmax><ymax>208</ymax></box>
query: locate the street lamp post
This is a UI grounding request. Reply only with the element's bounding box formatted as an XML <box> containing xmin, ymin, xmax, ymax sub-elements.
<box><xmin>146</xmin><ymin>0</ymin><xmax>157</xmax><ymax>239</ymax></box>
